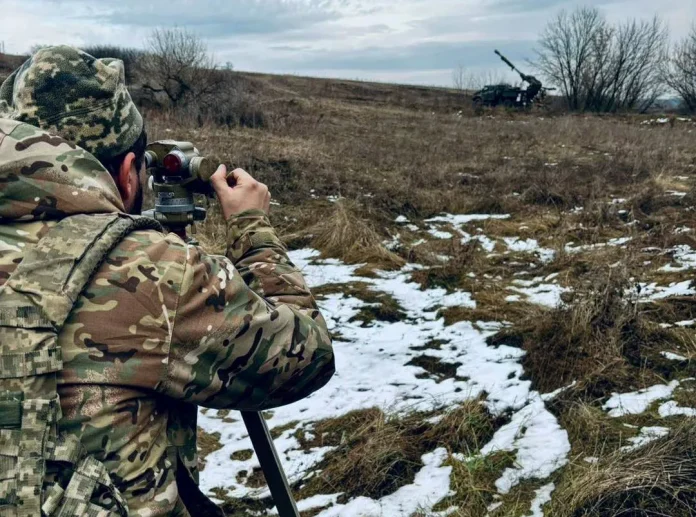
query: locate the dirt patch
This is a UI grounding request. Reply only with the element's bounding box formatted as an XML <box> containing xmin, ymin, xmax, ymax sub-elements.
<box><xmin>406</xmin><ymin>355</ymin><xmax>463</xmax><ymax>383</ymax></box>
<box><xmin>230</xmin><ymin>449</ymin><xmax>254</xmax><ymax>462</ymax></box>
<box><xmin>197</xmin><ymin>428</ymin><xmax>223</xmax><ymax>472</ymax></box>
<box><xmin>410</xmin><ymin>339</ymin><xmax>450</xmax><ymax>351</ymax></box>
<box><xmin>314</xmin><ymin>282</ymin><xmax>407</xmax><ymax>325</ymax></box>
<box><xmin>270</xmin><ymin>420</ymin><xmax>300</xmax><ymax>439</ymax></box>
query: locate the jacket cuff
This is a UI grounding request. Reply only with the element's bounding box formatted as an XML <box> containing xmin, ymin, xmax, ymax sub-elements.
<box><xmin>226</xmin><ymin>209</ymin><xmax>284</xmax><ymax>261</ymax></box>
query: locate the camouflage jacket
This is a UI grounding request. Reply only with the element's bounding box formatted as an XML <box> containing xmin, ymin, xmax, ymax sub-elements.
<box><xmin>0</xmin><ymin>119</ymin><xmax>335</xmax><ymax>515</ymax></box>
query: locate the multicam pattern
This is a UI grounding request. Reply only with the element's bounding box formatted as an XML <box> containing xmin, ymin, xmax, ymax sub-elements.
<box><xmin>0</xmin><ymin>46</ymin><xmax>143</xmax><ymax>162</ymax></box>
<box><xmin>0</xmin><ymin>119</ymin><xmax>335</xmax><ymax>515</ymax></box>
<box><xmin>0</xmin><ymin>118</ymin><xmax>125</xmax><ymax>221</ymax></box>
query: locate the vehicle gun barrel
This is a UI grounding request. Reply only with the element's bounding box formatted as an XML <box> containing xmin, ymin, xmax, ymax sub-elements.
<box><xmin>473</xmin><ymin>49</ymin><xmax>547</xmax><ymax>109</ymax></box>
<box><xmin>494</xmin><ymin>49</ymin><xmax>519</xmax><ymax>74</ymax></box>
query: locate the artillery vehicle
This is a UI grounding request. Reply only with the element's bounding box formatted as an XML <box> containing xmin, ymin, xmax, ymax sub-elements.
<box><xmin>472</xmin><ymin>50</ymin><xmax>553</xmax><ymax>109</ymax></box>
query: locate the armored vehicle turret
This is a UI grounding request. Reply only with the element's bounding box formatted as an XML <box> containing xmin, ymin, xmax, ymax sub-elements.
<box><xmin>472</xmin><ymin>50</ymin><xmax>553</xmax><ymax>109</ymax></box>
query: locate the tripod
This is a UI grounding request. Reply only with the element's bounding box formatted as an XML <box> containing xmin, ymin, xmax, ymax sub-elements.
<box><xmin>241</xmin><ymin>412</ymin><xmax>300</xmax><ymax>516</ymax></box>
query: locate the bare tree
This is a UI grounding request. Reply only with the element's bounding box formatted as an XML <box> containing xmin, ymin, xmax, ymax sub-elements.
<box><xmin>535</xmin><ymin>7</ymin><xmax>668</xmax><ymax>112</ymax></box>
<box><xmin>665</xmin><ymin>24</ymin><xmax>696</xmax><ymax>112</ymax></box>
<box><xmin>452</xmin><ymin>64</ymin><xmax>468</xmax><ymax>90</ymax></box>
<box><xmin>141</xmin><ymin>28</ymin><xmax>223</xmax><ymax>107</ymax></box>
<box><xmin>452</xmin><ymin>65</ymin><xmax>507</xmax><ymax>91</ymax></box>
<box><xmin>535</xmin><ymin>7</ymin><xmax>606</xmax><ymax>110</ymax></box>
<box><xmin>601</xmin><ymin>17</ymin><xmax>667</xmax><ymax>112</ymax></box>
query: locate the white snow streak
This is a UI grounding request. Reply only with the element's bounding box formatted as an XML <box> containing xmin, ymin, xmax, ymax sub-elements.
<box><xmin>526</xmin><ymin>483</ymin><xmax>555</xmax><ymax>517</ymax></box>
<box><xmin>479</xmin><ymin>396</ymin><xmax>569</xmax><ymax>494</ymax></box>
<box><xmin>603</xmin><ymin>381</ymin><xmax>680</xmax><ymax>417</ymax></box>
<box><xmin>315</xmin><ymin>448</ymin><xmax>452</xmax><ymax>517</ymax></box>
<box><xmin>619</xmin><ymin>426</ymin><xmax>669</xmax><ymax>452</ymax></box>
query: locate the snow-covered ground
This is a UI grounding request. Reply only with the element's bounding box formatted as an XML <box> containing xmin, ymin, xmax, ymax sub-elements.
<box><xmin>197</xmin><ymin>213</ymin><xmax>696</xmax><ymax>516</ymax></box>
<box><xmin>198</xmin><ymin>241</ymin><xmax>570</xmax><ymax>515</ymax></box>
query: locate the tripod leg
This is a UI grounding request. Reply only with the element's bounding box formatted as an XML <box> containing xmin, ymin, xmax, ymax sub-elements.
<box><xmin>241</xmin><ymin>411</ymin><xmax>300</xmax><ymax>517</ymax></box>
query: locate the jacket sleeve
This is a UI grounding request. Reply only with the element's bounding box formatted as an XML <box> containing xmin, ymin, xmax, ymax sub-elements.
<box><xmin>158</xmin><ymin>209</ymin><xmax>335</xmax><ymax>410</ymax></box>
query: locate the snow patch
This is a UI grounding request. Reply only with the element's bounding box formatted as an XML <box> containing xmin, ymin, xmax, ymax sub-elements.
<box><xmin>315</xmin><ymin>448</ymin><xmax>452</xmax><ymax>517</ymax></box>
<box><xmin>658</xmin><ymin>400</ymin><xmax>696</xmax><ymax>417</ymax></box>
<box><xmin>508</xmin><ymin>283</ymin><xmax>568</xmax><ymax>308</ymax></box>
<box><xmin>428</xmin><ymin>227</ymin><xmax>454</xmax><ymax>239</ymax></box>
<box><xmin>661</xmin><ymin>351</ymin><xmax>688</xmax><ymax>361</ymax></box>
<box><xmin>565</xmin><ymin>237</ymin><xmax>632</xmax><ymax>254</ymax></box>
<box><xmin>541</xmin><ymin>381</ymin><xmax>577</xmax><ymax>402</ymax></box>
<box><xmin>503</xmin><ymin>238</ymin><xmax>555</xmax><ymax>263</ymax></box>
<box><xmin>603</xmin><ymin>381</ymin><xmax>680</xmax><ymax>417</ymax></box>
<box><xmin>425</xmin><ymin>214</ymin><xmax>510</xmax><ymax>226</ymax></box>
<box><xmin>619</xmin><ymin>426</ymin><xmax>669</xmax><ymax>452</ymax></box>
<box><xmin>198</xmin><ymin>247</ymin><xmax>570</xmax><ymax>513</ymax></box>
<box><xmin>659</xmin><ymin>245</ymin><xmax>696</xmax><ymax>272</ymax></box>
<box><xmin>269</xmin><ymin>494</ymin><xmax>342</xmax><ymax>515</ymax></box>
<box><xmin>479</xmin><ymin>396</ymin><xmax>570</xmax><ymax>494</ymax></box>
<box><xmin>638</xmin><ymin>281</ymin><xmax>696</xmax><ymax>300</ymax></box>
<box><xmin>526</xmin><ymin>483</ymin><xmax>555</xmax><ymax>517</ymax></box>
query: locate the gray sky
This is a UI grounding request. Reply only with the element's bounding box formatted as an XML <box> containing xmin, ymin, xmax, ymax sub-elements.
<box><xmin>2</xmin><ymin>0</ymin><xmax>693</xmax><ymax>87</ymax></box>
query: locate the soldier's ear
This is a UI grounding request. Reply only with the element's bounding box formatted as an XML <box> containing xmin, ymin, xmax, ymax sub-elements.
<box><xmin>116</xmin><ymin>152</ymin><xmax>136</xmax><ymax>206</ymax></box>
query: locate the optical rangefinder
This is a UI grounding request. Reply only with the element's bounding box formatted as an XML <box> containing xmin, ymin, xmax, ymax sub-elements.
<box><xmin>143</xmin><ymin>140</ymin><xmax>217</xmax><ymax>236</ymax></box>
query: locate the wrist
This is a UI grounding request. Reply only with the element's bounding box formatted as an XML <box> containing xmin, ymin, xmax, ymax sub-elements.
<box><xmin>226</xmin><ymin>208</ymin><xmax>268</xmax><ymax>221</ymax></box>
<box><xmin>226</xmin><ymin>210</ymin><xmax>282</xmax><ymax>261</ymax></box>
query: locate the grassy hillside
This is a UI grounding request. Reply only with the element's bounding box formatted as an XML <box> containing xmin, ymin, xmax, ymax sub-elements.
<box><xmin>158</xmin><ymin>70</ymin><xmax>695</xmax><ymax>517</ymax></box>
<box><xmin>3</xmin><ymin>50</ymin><xmax>696</xmax><ymax>516</ymax></box>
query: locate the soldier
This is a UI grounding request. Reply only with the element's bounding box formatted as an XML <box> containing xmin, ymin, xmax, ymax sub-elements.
<box><xmin>0</xmin><ymin>46</ymin><xmax>335</xmax><ymax>516</ymax></box>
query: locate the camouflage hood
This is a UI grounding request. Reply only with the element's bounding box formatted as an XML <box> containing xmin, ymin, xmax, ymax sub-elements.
<box><xmin>0</xmin><ymin>45</ymin><xmax>143</xmax><ymax>163</ymax></box>
<box><xmin>0</xmin><ymin>118</ymin><xmax>124</xmax><ymax>222</ymax></box>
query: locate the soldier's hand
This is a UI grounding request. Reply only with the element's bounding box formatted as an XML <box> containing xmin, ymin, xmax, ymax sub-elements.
<box><xmin>211</xmin><ymin>164</ymin><xmax>271</xmax><ymax>219</ymax></box>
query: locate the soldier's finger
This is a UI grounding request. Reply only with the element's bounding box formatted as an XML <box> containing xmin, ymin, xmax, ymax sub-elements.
<box><xmin>210</xmin><ymin>164</ymin><xmax>229</xmax><ymax>191</ymax></box>
<box><xmin>228</xmin><ymin>168</ymin><xmax>255</xmax><ymax>186</ymax></box>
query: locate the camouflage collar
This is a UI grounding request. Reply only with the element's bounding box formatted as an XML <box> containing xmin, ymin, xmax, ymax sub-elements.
<box><xmin>0</xmin><ymin>119</ymin><xmax>124</xmax><ymax>222</ymax></box>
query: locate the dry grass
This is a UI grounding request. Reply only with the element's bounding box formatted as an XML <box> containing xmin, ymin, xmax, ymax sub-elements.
<box><xmin>439</xmin><ymin>289</ymin><xmax>536</xmax><ymax>326</ymax></box>
<box><xmin>410</xmin><ymin>239</ymin><xmax>483</xmax><ymax>291</ymax></box>
<box><xmin>305</xmin><ymin>200</ymin><xmax>404</xmax><ymax>267</ymax></box>
<box><xmin>295</xmin><ymin>401</ymin><xmax>497</xmax><ymax>501</ymax></box>
<box><xmin>553</xmin><ymin>400</ymin><xmax>635</xmax><ymax>457</ymax></box>
<box><xmin>551</xmin><ymin>421</ymin><xmax>696</xmax><ymax>516</ymax></box>
<box><xmin>313</xmin><ymin>282</ymin><xmax>407</xmax><ymax>325</ymax></box>
<box><xmin>489</xmin><ymin>264</ymin><xmax>679</xmax><ymax>396</ymax></box>
<box><xmin>434</xmin><ymin>451</ymin><xmax>517</xmax><ymax>516</ymax></box>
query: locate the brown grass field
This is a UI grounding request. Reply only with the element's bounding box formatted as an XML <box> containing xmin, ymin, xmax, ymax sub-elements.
<box><xmin>175</xmin><ymin>73</ymin><xmax>696</xmax><ymax>516</ymax></box>
<box><xmin>3</xmin><ymin>54</ymin><xmax>696</xmax><ymax>516</ymax></box>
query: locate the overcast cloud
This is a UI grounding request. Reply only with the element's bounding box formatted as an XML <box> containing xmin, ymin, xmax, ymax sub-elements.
<box><xmin>1</xmin><ymin>0</ymin><xmax>693</xmax><ymax>86</ymax></box>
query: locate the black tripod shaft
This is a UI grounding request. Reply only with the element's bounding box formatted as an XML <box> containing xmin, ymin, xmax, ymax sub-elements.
<box><xmin>241</xmin><ymin>411</ymin><xmax>300</xmax><ymax>517</ymax></box>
